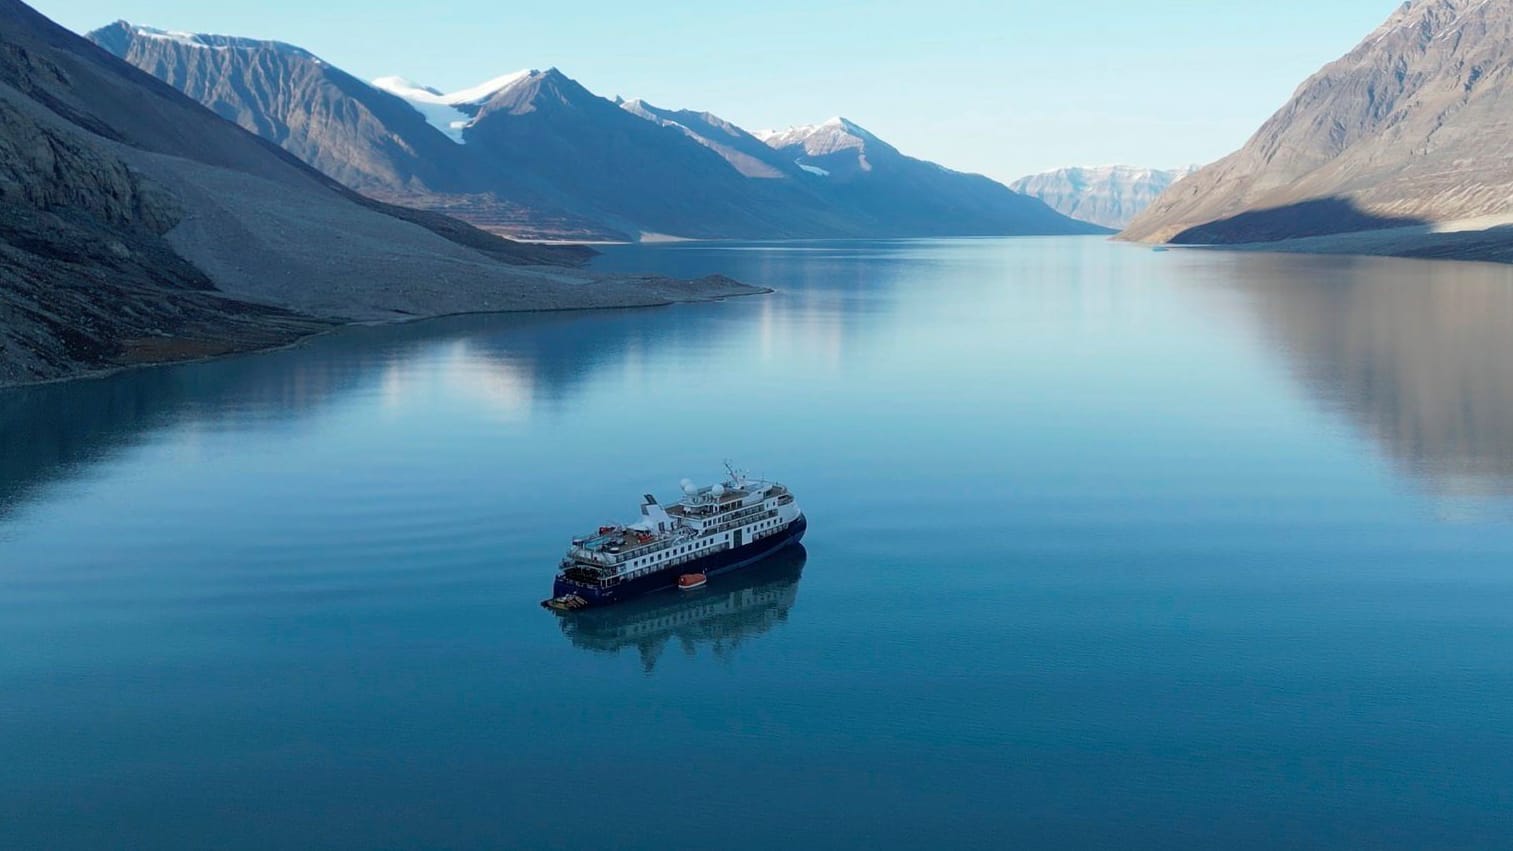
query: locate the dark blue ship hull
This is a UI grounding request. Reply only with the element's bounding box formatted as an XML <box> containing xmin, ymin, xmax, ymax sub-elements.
<box><xmin>553</xmin><ymin>515</ymin><xmax>807</xmax><ymax>607</ymax></box>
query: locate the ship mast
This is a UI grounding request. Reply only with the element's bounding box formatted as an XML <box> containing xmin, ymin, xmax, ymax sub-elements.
<box><xmin>723</xmin><ymin>459</ymin><xmax>748</xmax><ymax>487</ymax></box>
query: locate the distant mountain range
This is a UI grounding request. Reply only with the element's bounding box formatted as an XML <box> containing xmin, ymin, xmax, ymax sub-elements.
<box><xmin>1009</xmin><ymin>165</ymin><xmax>1197</xmax><ymax>229</ymax></box>
<box><xmin>1123</xmin><ymin>0</ymin><xmax>1513</xmax><ymax>248</ymax></box>
<box><xmin>88</xmin><ymin>21</ymin><xmax>1105</xmax><ymax>242</ymax></box>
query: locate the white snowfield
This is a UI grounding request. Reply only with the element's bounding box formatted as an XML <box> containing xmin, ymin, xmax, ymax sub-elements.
<box><xmin>371</xmin><ymin>71</ymin><xmax>535</xmax><ymax>143</ymax></box>
<box><xmin>755</xmin><ymin>117</ymin><xmax>877</xmax><ymax>153</ymax></box>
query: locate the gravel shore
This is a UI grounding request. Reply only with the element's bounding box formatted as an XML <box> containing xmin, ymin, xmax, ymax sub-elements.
<box><xmin>141</xmin><ymin>150</ymin><xmax>765</xmax><ymax>322</ymax></box>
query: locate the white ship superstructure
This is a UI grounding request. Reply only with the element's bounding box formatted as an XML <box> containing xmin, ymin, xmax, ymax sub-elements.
<box><xmin>547</xmin><ymin>465</ymin><xmax>807</xmax><ymax>608</ymax></box>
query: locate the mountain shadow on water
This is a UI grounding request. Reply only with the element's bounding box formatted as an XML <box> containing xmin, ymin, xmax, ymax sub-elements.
<box><xmin>0</xmin><ymin>286</ymin><xmax>810</xmax><ymax>521</ymax></box>
<box><xmin>1171</xmin><ymin>198</ymin><xmax>1429</xmax><ymax>245</ymax></box>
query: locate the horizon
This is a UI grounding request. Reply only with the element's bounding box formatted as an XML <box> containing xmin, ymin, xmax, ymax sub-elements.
<box><xmin>37</xmin><ymin>0</ymin><xmax>1398</xmax><ymax>183</ymax></box>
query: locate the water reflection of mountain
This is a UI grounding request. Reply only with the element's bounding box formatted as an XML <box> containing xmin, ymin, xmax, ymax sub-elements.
<box><xmin>0</xmin><ymin>337</ymin><xmax>371</xmax><ymax>518</ymax></box>
<box><xmin>1</xmin><ymin>244</ymin><xmax>893</xmax><ymax>521</ymax></box>
<box><xmin>0</xmin><ymin>305</ymin><xmax>752</xmax><ymax>520</ymax></box>
<box><xmin>557</xmin><ymin>545</ymin><xmax>807</xmax><ymax>673</ymax></box>
<box><xmin>1218</xmin><ymin>253</ymin><xmax>1513</xmax><ymax>496</ymax></box>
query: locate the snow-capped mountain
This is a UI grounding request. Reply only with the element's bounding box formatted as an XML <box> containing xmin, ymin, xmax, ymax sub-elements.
<box><xmin>756</xmin><ymin>117</ymin><xmax>1108</xmax><ymax>236</ymax></box>
<box><xmin>88</xmin><ymin>23</ymin><xmax>605</xmax><ymax>238</ymax></box>
<box><xmin>443</xmin><ymin>67</ymin><xmax>855</xmax><ymax>238</ymax></box>
<box><xmin>756</xmin><ymin>118</ymin><xmax>892</xmax><ymax>179</ymax></box>
<box><xmin>371</xmin><ymin>71</ymin><xmax>532</xmax><ymax>143</ymax></box>
<box><xmin>92</xmin><ymin>21</ymin><xmax>1102</xmax><ymax>240</ymax></box>
<box><xmin>2</xmin><ymin>5</ymin><xmax>577</xmax><ymax>385</ymax></box>
<box><xmin>1009</xmin><ymin>165</ymin><xmax>1198</xmax><ymax>229</ymax></box>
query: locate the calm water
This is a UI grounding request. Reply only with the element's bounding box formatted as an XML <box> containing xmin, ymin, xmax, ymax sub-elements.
<box><xmin>4</xmin><ymin>237</ymin><xmax>1513</xmax><ymax>848</ymax></box>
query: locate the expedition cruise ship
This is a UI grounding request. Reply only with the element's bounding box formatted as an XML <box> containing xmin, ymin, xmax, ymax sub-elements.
<box><xmin>544</xmin><ymin>466</ymin><xmax>806</xmax><ymax>609</ymax></box>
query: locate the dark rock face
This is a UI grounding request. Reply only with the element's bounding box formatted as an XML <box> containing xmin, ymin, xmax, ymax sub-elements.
<box><xmin>1169</xmin><ymin>198</ymin><xmax>1430</xmax><ymax>245</ymax></box>
<box><xmin>1124</xmin><ymin>0</ymin><xmax>1513</xmax><ymax>244</ymax></box>
<box><xmin>92</xmin><ymin>24</ymin><xmax>1100</xmax><ymax>240</ymax></box>
<box><xmin>0</xmin><ymin>12</ymin><xmax>324</xmax><ymax>385</ymax></box>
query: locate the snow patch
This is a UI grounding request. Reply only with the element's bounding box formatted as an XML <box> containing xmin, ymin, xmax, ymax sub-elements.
<box><xmin>757</xmin><ymin>116</ymin><xmax>878</xmax><ymax>153</ymax></box>
<box><xmin>445</xmin><ymin>71</ymin><xmax>534</xmax><ymax>106</ymax></box>
<box><xmin>133</xmin><ymin>26</ymin><xmax>212</xmax><ymax>47</ymax></box>
<box><xmin>372</xmin><ymin>70</ymin><xmax>535</xmax><ymax>143</ymax></box>
<box><xmin>796</xmin><ymin>160</ymin><xmax>830</xmax><ymax>177</ymax></box>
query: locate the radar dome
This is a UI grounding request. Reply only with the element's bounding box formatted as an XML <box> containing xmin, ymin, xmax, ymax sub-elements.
<box><xmin>680</xmin><ymin>478</ymin><xmax>697</xmax><ymax>495</ymax></box>
<box><xmin>712</xmin><ymin>484</ymin><xmax>726</xmax><ymax>498</ymax></box>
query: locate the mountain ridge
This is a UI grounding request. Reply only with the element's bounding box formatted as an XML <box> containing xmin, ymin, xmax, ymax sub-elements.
<box><xmin>89</xmin><ymin>21</ymin><xmax>1102</xmax><ymax>241</ymax></box>
<box><xmin>1122</xmin><ymin>0</ymin><xmax>1513</xmax><ymax>245</ymax></box>
<box><xmin>1010</xmin><ymin>165</ymin><xmax>1198</xmax><ymax>228</ymax></box>
<box><xmin>0</xmin><ymin>0</ymin><xmax>754</xmax><ymax>387</ymax></box>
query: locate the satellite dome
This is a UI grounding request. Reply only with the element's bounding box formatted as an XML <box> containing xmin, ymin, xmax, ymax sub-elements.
<box><xmin>711</xmin><ymin>484</ymin><xmax>726</xmax><ymax>498</ymax></box>
<box><xmin>680</xmin><ymin>478</ymin><xmax>698</xmax><ymax>495</ymax></box>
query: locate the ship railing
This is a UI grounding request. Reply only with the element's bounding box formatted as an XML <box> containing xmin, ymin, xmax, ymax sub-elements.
<box><xmin>704</xmin><ymin>507</ymin><xmax>779</xmax><ymax>536</ymax></box>
<box><xmin>603</xmin><ymin>538</ymin><xmax>747</xmax><ymax>585</ymax></box>
<box><xmin>573</xmin><ymin>534</ymin><xmax>687</xmax><ymax>564</ymax></box>
<box><xmin>577</xmin><ymin>506</ymin><xmax>785</xmax><ymax>586</ymax></box>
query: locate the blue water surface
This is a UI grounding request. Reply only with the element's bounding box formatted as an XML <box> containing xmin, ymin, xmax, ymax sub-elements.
<box><xmin>3</xmin><ymin>237</ymin><xmax>1513</xmax><ymax>848</ymax></box>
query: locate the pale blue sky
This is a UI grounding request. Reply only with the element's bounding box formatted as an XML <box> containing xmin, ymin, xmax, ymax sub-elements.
<box><xmin>37</xmin><ymin>0</ymin><xmax>1397</xmax><ymax>182</ymax></box>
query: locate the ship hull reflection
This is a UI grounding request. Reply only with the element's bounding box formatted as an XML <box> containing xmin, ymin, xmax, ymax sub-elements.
<box><xmin>556</xmin><ymin>545</ymin><xmax>808</xmax><ymax>672</ymax></box>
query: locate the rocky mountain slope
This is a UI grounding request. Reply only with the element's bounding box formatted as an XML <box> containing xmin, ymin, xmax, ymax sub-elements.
<box><xmin>87</xmin><ymin>22</ymin><xmax>604</xmax><ymax>238</ymax></box>
<box><xmin>91</xmin><ymin>23</ymin><xmax>1098</xmax><ymax>241</ymax></box>
<box><xmin>756</xmin><ymin>117</ymin><xmax>1109</xmax><ymax>236</ymax></box>
<box><xmin>458</xmin><ymin>68</ymin><xmax>853</xmax><ymax>239</ymax></box>
<box><xmin>1009</xmin><ymin>165</ymin><xmax>1196</xmax><ymax>229</ymax></box>
<box><xmin>619</xmin><ymin>98</ymin><xmax>800</xmax><ymax>180</ymax></box>
<box><xmin>0</xmin><ymin>0</ymin><xmax>751</xmax><ymax>387</ymax></box>
<box><xmin>1124</xmin><ymin>0</ymin><xmax>1513</xmax><ymax>245</ymax></box>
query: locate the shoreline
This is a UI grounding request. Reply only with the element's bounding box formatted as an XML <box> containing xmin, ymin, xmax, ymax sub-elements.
<box><xmin>1123</xmin><ymin>215</ymin><xmax>1513</xmax><ymax>269</ymax></box>
<box><xmin>0</xmin><ymin>276</ymin><xmax>771</xmax><ymax>393</ymax></box>
<box><xmin>1134</xmin><ymin>240</ymin><xmax>1513</xmax><ymax>273</ymax></box>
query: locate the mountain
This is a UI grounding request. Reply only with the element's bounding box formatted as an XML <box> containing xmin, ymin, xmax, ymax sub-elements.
<box><xmin>618</xmin><ymin>98</ymin><xmax>799</xmax><ymax>180</ymax></box>
<box><xmin>86</xmin><ymin>22</ymin><xmax>603</xmax><ymax>238</ymax></box>
<box><xmin>456</xmin><ymin>69</ymin><xmax>855</xmax><ymax>239</ymax></box>
<box><xmin>0</xmin><ymin>0</ymin><xmax>754</xmax><ymax>387</ymax></box>
<box><xmin>1009</xmin><ymin>165</ymin><xmax>1197</xmax><ymax>229</ymax></box>
<box><xmin>1123</xmin><ymin>0</ymin><xmax>1513</xmax><ymax>245</ymax></box>
<box><xmin>371</xmin><ymin>71</ymin><xmax>534</xmax><ymax>143</ymax></box>
<box><xmin>755</xmin><ymin>118</ymin><xmax>1109</xmax><ymax>236</ymax></box>
<box><xmin>90</xmin><ymin>23</ymin><xmax>1098</xmax><ymax>241</ymax></box>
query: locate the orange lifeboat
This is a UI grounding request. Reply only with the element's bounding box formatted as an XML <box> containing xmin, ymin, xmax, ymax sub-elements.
<box><xmin>677</xmin><ymin>573</ymin><xmax>708</xmax><ymax>591</ymax></box>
